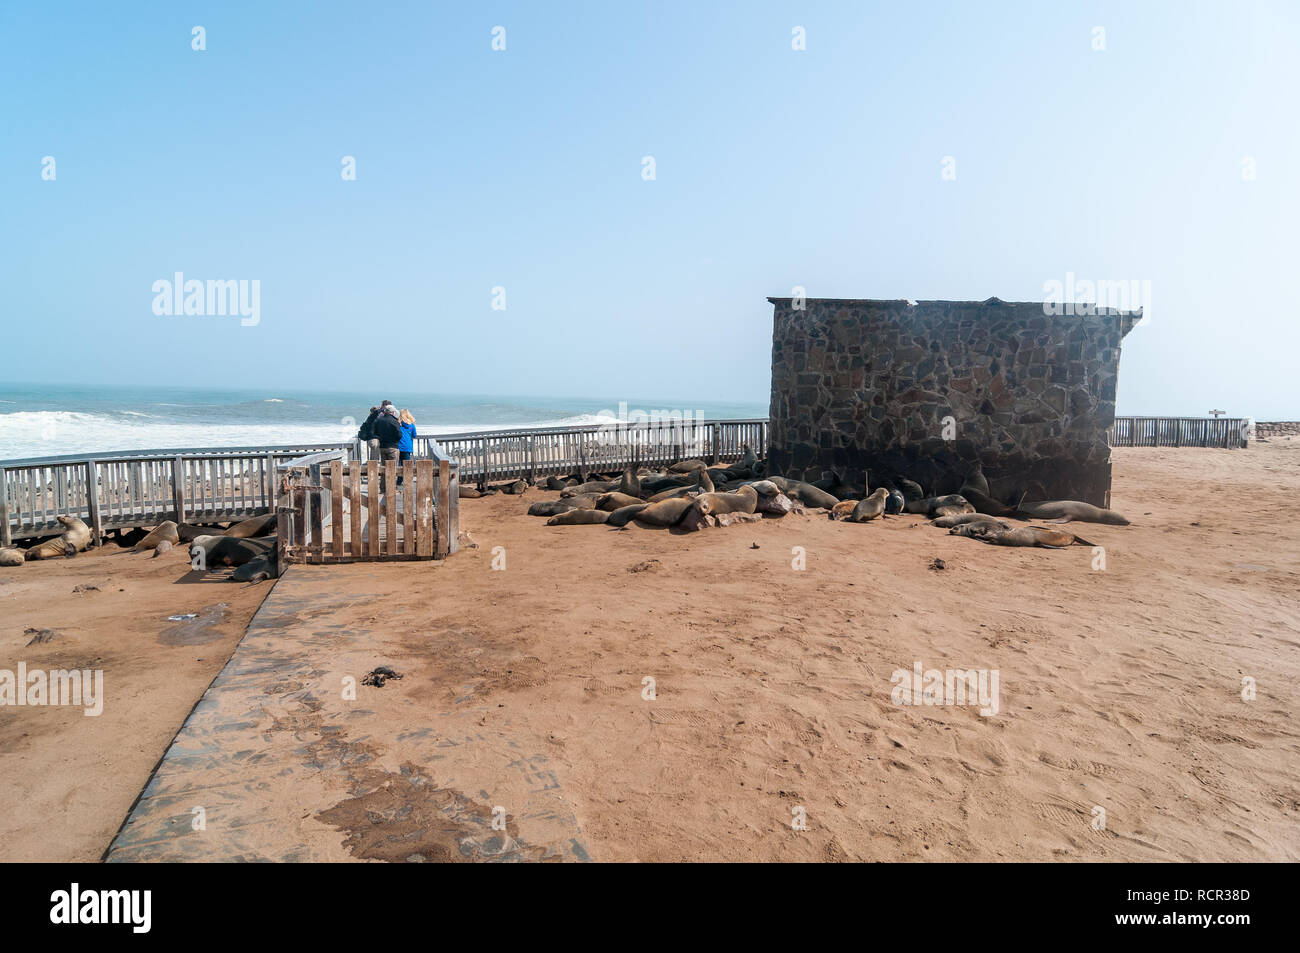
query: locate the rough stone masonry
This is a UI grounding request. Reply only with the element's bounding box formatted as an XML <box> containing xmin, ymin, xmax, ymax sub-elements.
<box><xmin>767</xmin><ymin>297</ymin><xmax>1141</xmax><ymax>507</ymax></box>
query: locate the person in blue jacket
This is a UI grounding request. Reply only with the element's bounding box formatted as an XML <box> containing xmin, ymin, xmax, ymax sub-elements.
<box><xmin>397</xmin><ymin>408</ymin><xmax>417</xmax><ymax>485</ymax></box>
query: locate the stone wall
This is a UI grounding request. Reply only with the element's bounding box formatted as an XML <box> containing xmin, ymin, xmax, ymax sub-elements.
<box><xmin>1254</xmin><ymin>421</ymin><xmax>1300</xmax><ymax>439</ymax></box>
<box><xmin>767</xmin><ymin>297</ymin><xmax>1140</xmax><ymax>507</ymax></box>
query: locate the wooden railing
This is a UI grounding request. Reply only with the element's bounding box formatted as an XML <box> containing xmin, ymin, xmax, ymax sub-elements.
<box><xmin>1</xmin><ymin>443</ymin><xmax>353</xmax><ymax>545</ymax></box>
<box><xmin>416</xmin><ymin>418</ymin><xmax>768</xmax><ymax>487</ymax></box>
<box><xmin>1108</xmin><ymin>417</ymin><xmax>1250</xmax><ymax>449</ymax></box>
<box><xmin>276</xmin><ymin>442</ymin><xmax>457</xmax><ymax>569</ymax></box>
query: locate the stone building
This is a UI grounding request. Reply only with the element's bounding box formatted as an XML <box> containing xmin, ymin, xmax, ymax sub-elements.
<box><xmin>767</xmin><ymin>297</ymin><xmax>1140</xmax><ymax>506</ymax></box>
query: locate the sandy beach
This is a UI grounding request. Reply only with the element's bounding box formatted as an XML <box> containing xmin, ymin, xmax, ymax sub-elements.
<box><xmin>3</xmin><ymin>442</ymin><xmax>1298</xmax><ymax>862</ymax></box>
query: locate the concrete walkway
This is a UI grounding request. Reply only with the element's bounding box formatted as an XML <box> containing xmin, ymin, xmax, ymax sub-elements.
<box><xmin>106</xmin><ymin>565</ymin><xmax>589</xmax><ymax>862</ymax></box>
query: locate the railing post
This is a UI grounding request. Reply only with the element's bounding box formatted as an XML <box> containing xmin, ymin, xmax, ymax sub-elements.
<box><xmin>479</xmin><ymin>442</ymin><xmax>488</xmax><ymax>490</ymax></box>
<box><xmin>577</xmin><ymin>437</ymin><xmax>587</xmax><ymax>482</ymax></box>
<box><xmin>0</xmin><ymin>489</ymin><xmax>11</xmax><ymax>549</ymax></box>
<box><xmin>264</xmin><ymin>454</ymin><xmax>277</xmax><ymax>512</ymax></box>
<box><xmin>86</xmin><ymin>461</ymin><xmax>102</xmax><ymax>546</ymax></box>
<box><xmin>172</xmin><ymin>455</ymin><xmax>187</xmax><ymax>524</ymax></box>
<box><xmin>528</xmin><ymin>435</ymin><xmax>537</xmax><ymax>484</ymax></box>
<box><xmin>710</xmin><ymin>422</ymin><xmax>720</xmax><ymax>464</ymax></box>
<box><xmin>435</xmin><ymin>458</ymin><xmax>451</xmax><ymax>557</ymax></box>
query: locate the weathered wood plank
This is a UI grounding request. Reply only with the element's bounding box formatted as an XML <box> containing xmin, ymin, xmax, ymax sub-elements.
<box><xmin>367</xmin><ymin>460</ymin><xmax>380</xmax><ymax>557</ymax></box>
<box><xmin>330</xmin><ymin>459</ymin><xmax>344</xmax><ymax>560</ymax></box>
<box><xmin>384</xmin><ymin>459</ymin><xmax>398</xmax><ymax>556</ymax></box>
<box><xmin>416</xmin><ymin>460</ymin><xmax>434</xmax><ymax>558</ymax></box>
<box><xmin>348</xmin><ymin>461</ymin><xmax>362</xmax><ymax>558</ymax></box>
<box><xmin>401</xmin><ymin>461</ymin><xmax>415</xmax><ymax>555</ymax></box>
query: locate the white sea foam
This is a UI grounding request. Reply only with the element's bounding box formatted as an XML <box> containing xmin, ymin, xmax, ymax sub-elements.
<box><xmin>0</xmin><ymin>410</ymin><xmax>627</xmax><ymax>461</ymax></box>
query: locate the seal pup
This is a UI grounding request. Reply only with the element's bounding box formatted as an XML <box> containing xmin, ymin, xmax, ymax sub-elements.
<box><xmin>25</xmin><ymin>516</ymin><xmax>93</xmax><ymax>560</ymax></box>
<box><xmin>561</xmin><ymin>480</ymin><xmax>618</xmax><ymax>498</ymax></box>
<box><xmin>0</xmin><ymin>547</ymin><xmax>24</xmax><ymax>567</ymax></box>
<box><xmin>829</xmin><ymin>500</ymin><xmax>857</xmax><ymax>521</ymax></box>
<box><xmin>546</xmin><ymin>509</ymin><xmax>610</xmax><ymax>526</ymax></box>
<box><xmin>849</xmin><ymin>487</ymin><xmax>890</xmax><ymax>522</ymax></box>
<box><xmin>1014</xmin><ymin>501</ymin><xmax>1130</xmax><ymax>525</ymax></box>
<box><xmin>694</xmin><ymin>484</ymin><xmax>758</xmax><ymax>518</ymax></box>
<box><xmin>884</xmin><ymin>488</ymin><xmax>906</xmax><ymax>514</ymax></box>
<box><xmin>152</xmin><ymin>540</ymin><xmax>174</xmax><ymax>557</ymax></box>
<box><xmin>606</xmin><ymin>503</ymin><xmax>649</xmax><ymax>527</ymax></box>
<box><xmin>633</xmin><ymin>496</ymin><xmax>696</xmax><ymax>528</ymax></box>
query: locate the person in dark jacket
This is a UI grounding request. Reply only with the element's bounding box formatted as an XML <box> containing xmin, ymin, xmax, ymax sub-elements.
<box><xmin>373</xmin><ymin>404</ymin><xmax>403</xmax><ymax>492</ymax></box>
<box><xmin>357</xmin><ymin>406</ymin><xmax>381</xmax><ymax>458</ymax></box>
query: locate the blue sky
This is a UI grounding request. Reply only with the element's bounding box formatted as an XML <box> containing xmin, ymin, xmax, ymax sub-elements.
<box><xmin>2</xmin><ymin>1</ymin><xmax>1297</xmax><ymax>415</ymax></box>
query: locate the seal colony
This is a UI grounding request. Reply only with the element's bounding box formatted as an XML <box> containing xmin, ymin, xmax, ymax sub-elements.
<box><xmin>0</xmin><ymin>512</ymin><xmax>279</xmax><ymax>579</ymax></box>
<box><xmin>516</xmin><ymin>448</ymin><xmax>1131</xmax><ymax>551</ymax></box>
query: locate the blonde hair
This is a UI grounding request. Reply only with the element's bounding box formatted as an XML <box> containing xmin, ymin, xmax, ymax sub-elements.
<box><xmin>399</xmin><ymin>408</ymin><xmax>415</xmax><ymax>425</ymax></box>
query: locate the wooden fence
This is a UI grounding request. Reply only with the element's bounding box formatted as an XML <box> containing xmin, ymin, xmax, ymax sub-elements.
<box><xmin>1</xmin><ymin>443</ymin><xmax>354</xmax><ymax>546</ymax></box>
<box><xmin>1108</xmin><ymin>417</ymin><xmax>1250</xmax><ymax>449</ymax></box>
<box><xmin>275</xmin><ymin>443</ymin><xmax>458</xmax><ymax>569</ymax></box>
<box><xmin>420</xmin><ymin>417</ymin><xmax>768</xmax><ymax>487</ymax></box>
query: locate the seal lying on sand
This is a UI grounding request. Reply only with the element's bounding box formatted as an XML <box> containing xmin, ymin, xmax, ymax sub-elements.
<box><xmin>884</xmin><ymin>489</ymin><xmax>905</xmax><ymax>515</ymax></box>
<box><xmin>190</xmin><ymin>534</ymin><xmax>275</xmax><ymax>568</ymax></box>
<box><xmin>633</xmin><ymin>497</ymin><xmax>696</xmax><ymax>528</ymax></box>
<box><xmin>0</xmin><ymin>547</ymin><xmax>25</xmax><ymax>567</ymax></box>
<box><xmin>134</xmin><ymin>520</ymin><xmax>180</xmax><ymax>551</ymax></box>
<box><xmin>950</xmin><ymin>523</ymin><xmax>1094</xmax><ymax>548</ymax></box>
<box><xmin>905</xmin><ymin>494</ymin><xmax>972</xmax><ymax>517</ymax></box>
<box><xmin>547</xmin><ymin>509</ymin><xmax>610</xmax><ymax>526</ymax></box>
<box><xmin>1015</xmin><ymin>501</ymin><xmax>1130</xmax><ymax>525</ymax></box>
<box><xmin>528</xmin><ymin>495</ymin><xmax>597</xmax><ymax>517</ymax></box>
<box><xmin>668</xmin><ymin>459</ymin><xmax>708</xmax><ymax>473</ymax></box>
<box><xmin>768</xmin><ymin>477</ymin><xmax>838</xmax><ymax>510</ymax></box>
<box><xmin>597</xmin><ymin>491</ymin><xmax>643</xmax><ymax>511</ymax></box>
<box><xmin>932</xmin><ymin>512</ymin><xmax>1006</xmax><ymax>529</ymax></box>
<box><xmin>606</xmin><ymin>503</ymin><xmax>649</xmax><ymax>527</ymax></box>
<box><xmin>25</xmin><ymin>516</ymin><xmax>93</xmax><ymax>559</ymax></box>
<box><xmin>231</xmin><ymin>555</ymin><xmax>274</xmax><ymax>582</ymax></box>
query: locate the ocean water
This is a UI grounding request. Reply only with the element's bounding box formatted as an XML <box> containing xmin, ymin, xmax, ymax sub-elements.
<box><xmin>0</xmin><ymin>384</ymin><xmax>768</xmax><ymax>461</ymax></box>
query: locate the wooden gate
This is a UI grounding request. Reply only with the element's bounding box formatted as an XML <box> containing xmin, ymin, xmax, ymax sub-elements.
<box><xmin>276</xmin><ymin>450</ymin><xmax>456</xmax><ymax>568</ymax></box>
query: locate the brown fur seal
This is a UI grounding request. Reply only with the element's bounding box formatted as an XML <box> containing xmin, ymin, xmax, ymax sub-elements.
<box><xmin>668</xmin><ymin>459</ymin><xmax>708</xmax><ymax>473</ymax></box>
<box><xmin>958</xmin><ymin>486</ymin><xmax>1015</xmax><ymax>517</ymax></box>
<box><xmin>134</xmin><ymin>521</ymin><xmax>180</xmax><ymax>551</ymax></box>
<box><xmin>189</xmin><ymin>534</ymin><xmax>275</xmax><ymax>568</ymax></box>
<box><xmin>849</xmin><ymin>487</ymin><xmax>889</xmax><ymax>522</ymax></box>
<box><xmin>950</xmin><ymin>523</ymin><xmax>1094</xmax><ymax>548</ymax></box>
<box><xmin>829</xmin><ymin>500</ymin><xmax>857</xmax><ymax>521</ymax></box>
<box><xmin>1014</xmin><ymin>501</ymin><xmax>1130</xmax><ymax>525</ymax></box>
<box><xmin>905</xmin><ymin>494</ymin><xmax>971</xmax><ymax>517</ymax></box>
<box><xmin>545</xmin><ymin>475</ymin><xmax>568</xmax><ymax>491</ymax></box>
<box><xmin>932</xmin><ymin>512</ymin><xmax>1005</xmax><ymax>529</ymax></box>
<box><xmin>618</xmin><ymin>469</ymin><xmax>641</xmax><ymax>498</ymax></box>
<box><xmin>561</xmin><ymin>480</ymin><xmax>618</xmax><ymax>498</ymax></box>
<box><xmin>230</xmin><ymin>555</ymin><xmax>273</xmax><ymax>582</ymax></box>
<box><xmin>546</xmin><ymin>509</ymin><xmax>610</xmax><ymax>526</ymax></box>
<box><xmin>963</xmin><ymin>462</ymin><xmax>990</xmax><ymax>496</ymax></box>
<box><xmin>695</xmin><ymin>485</ymin><xmax>758</xmax><ymax>518</ymax></box>
<box><xmin>932</xmin><ymin>502</ymin><xmax>976</xmax><ymax>517</ymax></box>
<box><xmin>528</xmin><ymin>495</ymin><xmax>596</xmax><ymax>517</ymax></box>
<box><xmin>0</xmin><ymin>547</ymin><xmax>25</xmax><ymax>567</ymax></box>
<box><xmin>152</xmin><ymin>540</ymin><xmax>174</xmax><ymax>557</ymax></box>
<box><xmin>225</xmin><ymin>513</ymin><xmax>277</xmax><ymax>538</ymax></box>
<box><xmin>771</xmin><ymin>478</ymin><xmax>838</xmax><ymax>510</ymax></box>
<box><xmin>597</xmin><ymin>491</ymin><xmax>643</xmax><ymax>511</ymax></box>
<box><xmin>646</xmin><ymin>485</ymin><xmax>696</xmax><ymax>503</ymax></box>
<box><xmin>25</xmin><ymin>516</ymin><xmax>93</xmax><ymax>560</ymax></box>
<box><xmin>692</xmin><ymin>468</ymin><xmax>715</xmax><ymax>494</ymax></box>
<box><xmin>606</xmin><ymin>503</ymin><xmax>649</xmax><ymax>527</ymax></box>
<box><xmin>633</xmin><ymin>497</ymin><xmax>695</xmax><ymax>527</ymax></box>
